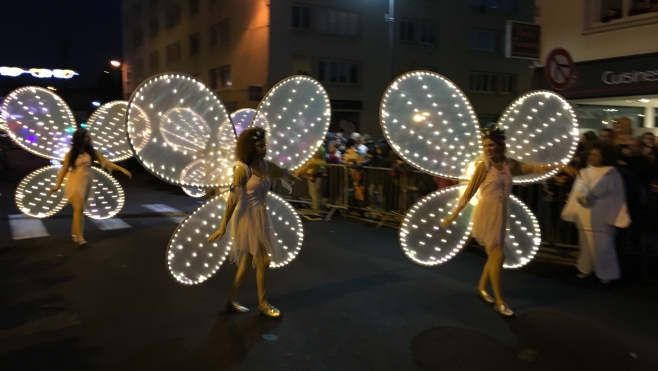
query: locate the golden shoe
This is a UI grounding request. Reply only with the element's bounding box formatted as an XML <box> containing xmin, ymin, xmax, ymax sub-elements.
<box><xmin>494</xmin><ymin>303</ymin><xmax>514</xmax><ymax>317</ymax></box>
<box><xmin>259</xmin><ymin>303</ymin><xmax>281</xmax><ymax>318</ymax></box>
<box><xmin>225</xmin><ymin>300</ymin><xmax>249</xmax><ymax>313</ymax></box>
<box><xmin>478</xmin><ymin>289</ymin><xmax>494</xmax><ymax>304</ymax></box>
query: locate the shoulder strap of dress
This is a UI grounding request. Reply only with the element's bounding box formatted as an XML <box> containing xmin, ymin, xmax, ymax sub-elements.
<box><xmin>232</xmin><ymin>161</ymin><xmax>251</xmax><ymax>179</ymax></box>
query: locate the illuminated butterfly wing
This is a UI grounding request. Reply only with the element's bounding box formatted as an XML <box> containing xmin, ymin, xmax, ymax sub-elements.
<box><xmin>83</xmin><ymin>167</ymin><xmax>125</xmax><ymax>219</ymax></box>
<box><xmin>400</xmin><ymin>186</ymin><xmax>473</xmax><ymax>266</ymax></box>
<box><xmin>167</xmin><ymin>192</ymin><xmax>303</xmax><ymax>285</ymax></box>
<box><xmin>380</xmin><ymin>71</ymin><xmax>481</xmax><ymax>179</ymax></box>
<box><xmin>15</xmin><ymin>166</ymin><xmax>68</xmax><ymax>218</ymax></box>
<box><xmin>503</xmin><ymin>195</ymin><xmax>541</xmax><ymax>268</ymax></box>
<box><xmin>182</xmin><ymin>186</ymin><xmax>206</xmax><ymax>198</ymax></box>
<box><xmin>251</xmin><ymin>76</ymin><xmax>331</xmax><ymax>171</ymax></box>
<box><xmin>231</xmin><ymin>108</ymin><xmax>255</xmax><ymax>136</ymax></box>
<box><xmin>497</xmin><ymin>91</ymin><xmax>579</xmax><ymax>184</ymax></box>
<box><xmin>87</xmin><ymin>101</ymin><xmax>133</xmax><ymax>162</ymax></box>
<box><xmin>1</xmin><ymin>86</ymin><xmax>76</xmax><ymax>160</ymax></box>
<box><xmin>125</xmin><ymin>73</ymin><xmax>235</xmax><ymax>187</ymax></box>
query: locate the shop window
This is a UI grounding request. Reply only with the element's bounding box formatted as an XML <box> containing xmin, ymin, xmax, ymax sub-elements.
<box><xmin>585</xmin><ymin>0</ymin><xmax>658</xmax><ymax>33</ymax></box>
<box><xmin>469</xmin><ymin>28</ymin><xmax>497</xmax><ymax>52</ymax></box>
<box><xmin>292</xmin><ymin>5</ymin><xmax>311</xmax><ymax>30</ymax></box>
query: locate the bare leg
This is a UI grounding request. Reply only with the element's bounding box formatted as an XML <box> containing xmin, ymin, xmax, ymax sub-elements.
<box><xmin>226</xmin><ymin>253</ymin><xmax>252</xmax><ymax>312</ymax></box>
<box><xmin>488</xmin><ymin>246</ymin><xmax>505</xmax><ymax>305</ymax></box>
<box><xmin>256</xmin><ymin>245</ymin><xmax>280</xmax><ymax>317</ymax></box>
<box><xmin>477</xmin><ymin>251</ymin><xmax>494</xmax><ymax>304</ymax></box>
<box><xmin>70</xmin><ymin>196</ymin><xmax>85</xmax><ymax>243</ymax></box>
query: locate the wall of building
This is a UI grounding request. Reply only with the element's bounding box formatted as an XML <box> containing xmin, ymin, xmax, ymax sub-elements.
<box><xmin>122</xmin><ymin>0</ymin><xmax>269</xmax><ymax>109</ymax></box>
<box><xmin>537</xmin><ymin>0</ymin><xmax>658</xmax><ymax>62</ymax></box>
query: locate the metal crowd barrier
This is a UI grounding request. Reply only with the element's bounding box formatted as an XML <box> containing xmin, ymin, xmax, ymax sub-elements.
<box><xmin>271</xmin><ymin>164</ymin><xmax>349</xmax><ymax>220</ymax></box>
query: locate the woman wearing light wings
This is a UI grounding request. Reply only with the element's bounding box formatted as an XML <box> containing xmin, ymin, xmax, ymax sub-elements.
<box><xmin>380</xmin><ymin>71</ymin><xmax>578</xmax><ymax>317</ymax></box>
<box><xmin>2</xmin><ymin>87</ymin><xmax>133</xmax><ymax>243</ymax></box>
<box><xmin>48</xmin><ymin>129</ymin><xmax>132</xmax><ymax>246</ymax></box>
<box><xmin>207</xmin><ymin>127</ymin><xmax>298</xmax><ymax>318</ymax></box>
<box><xmin>125</xmin><ymin>74</ymin><xmax>331</xmax><ymax>315</ymax></box>
<box><xmin>441</xmin><ymin>125</ymin><xmax>561</xmax><ymax>316</ymax></box>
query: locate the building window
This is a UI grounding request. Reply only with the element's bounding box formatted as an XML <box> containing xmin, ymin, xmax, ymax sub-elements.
<box><xmin>584</xmin><ymin>0</ymin><xmax>658</xmax><ymax>33</ymax></box>
<box><xmin>469</xmin><ymin>28</ymin><xmax>497</xmax><ymax>52</ymax></box>
<box><xmin>189</xmin><ymin>0</ymin><xmax>200</xmax><ymax>15</ymax></box>
<box><xmin>292</xmin><ymin>5</ymin><xmax>311</xmax><ymax>29</ymax></box>
<box><xmin>149</xmin><ymin>51</ymin><xmax>160</xmax><ymax>73</ymax></box>
<box><xmin>134</xmin><ymin>59</ymin><xmax>145</xmax><ymax>82</ymax></box>
<box><xmin>499</xmin><ymin>74</ymin><xmax>515</xmax><ymax>94</ymax></box>
<box><xmin>166</xmin><ymin>42</ymin><xmax>182</xmax><ymax>66</ymax></box>
<box><xmin>470</xmin><ymin>0</ymin><xmax>517</xmax><ymax>11</ymax></box>
<box><xmin>189</xmin><ymin>33</ymin><xmax>201</xmax><ymax>55</ymax></box>
<box><xmin>210</xmin><ymin>66</ymin><xmax>232</xmax><ymax>89</ymax></box>
<box><xmin>316</xmin><ymin>9</ymin><xmax>358</xmax><ymax>36</ymax></box>
<box><xmin>317</xmin><ymin>59</ymin><xmax>359</xmax><ymax>85</ymax></box>
<box><xmin>133</xmin><ymin>29</ymin><xmax>144</xmax><ymax>48</ymax></box>
<box><xmin>292</xmin><ymin>58</ymin><xmax>312</xmax><ymax>76</ymax></box>
<box><xmin>399</xmin><ymin>20</ymin><xmax>415</xmax><ymax>41</ymax></box>
<box><xmin>165</xmin><ymin>5</ymin><xmax>182</xmax><ymax>29</ymax></box>
<box><xmin>149</xmin><ymin>17</ymin><xmax>160</xmax><ymax>38</ymax></box>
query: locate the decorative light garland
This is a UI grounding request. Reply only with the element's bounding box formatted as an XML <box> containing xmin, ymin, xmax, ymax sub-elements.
<box><xmin>382</xmin><ymin>71</ymin><xmax>578</xmax><ymax>269</ymax></box>
<box><xmin>0</xmin><ymin>67</ymin><xmax>77</xmax><ymax>79</ymax></box>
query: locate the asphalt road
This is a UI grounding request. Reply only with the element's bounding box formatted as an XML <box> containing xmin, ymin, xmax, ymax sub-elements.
<box><xmin>1</xmin><ymin>150</ymin><xmax>657</xmax><ymax>371</ymax></box>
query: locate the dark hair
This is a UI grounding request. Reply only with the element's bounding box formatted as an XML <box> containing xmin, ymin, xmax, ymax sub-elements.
<box><xmin>588</xmin><ymin>141</ymin><xmax>617</xmax><ymax>166</ymax></box>
<box><xmin>69</xmin><ymin>129</ymin><xmax>97</xmax><ymax>168</ymax></box>
<box><xmin>345</xmin><ymin>138</ymin><xmax>356</xmax><ymax>149</ymax></box>
<box><xmin>483</xmin><ymin>135</ymin><xmax>506</xmax><ymax>154</ymax></box>
<box><xmin>643</xmin><ymin>131</ymin><xmax>655</xmax><ymax>137</ymax></box>
<box><xmin>583</xmin><ymin>130</ymin><xmax>597</xmax><ymax>143</ymax></box>
<box><xmin>601</xmin><ymin>128</ymin><xmax>614</xmax><ymax>135</ymax></box>
<box><xmin>235</xmin><ymin>127</ymin><xmax>266</xmax><ymax>164</ymax></box>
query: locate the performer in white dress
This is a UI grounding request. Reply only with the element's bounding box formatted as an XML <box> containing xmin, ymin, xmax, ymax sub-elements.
<box><xmin>561</xmin><ymin>141</ymin><xmax>630</xmax><ymax>283</ymax></box>
<box><xmin>208</xmin><ymin>127</ymin><xmax>297</xmax><ymax>318</ymax></box>
<box><xmin>443</xmin><ymin>126</ymin><xmax>560</xmax><ymax>316</ymax></box>
<box><xmin>48</xmin><ymin>129</ymin><xmax>132</xmax><ymax>246</ymax></box>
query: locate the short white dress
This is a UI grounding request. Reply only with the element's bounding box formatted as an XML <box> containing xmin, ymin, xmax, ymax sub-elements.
<box><xmin>228</xmin><ymin>161</ymin><xmax>286</xmax><ymax>265</ymax></box>
<box><xmin>64</xmin><ymin>152</ymin><xmax>93</xmax><ymax>204</ymax></box>
<box><xmin>470</xmin><ymin>159</ymin><xmax>513</xmax><ymax>249</ymax></box>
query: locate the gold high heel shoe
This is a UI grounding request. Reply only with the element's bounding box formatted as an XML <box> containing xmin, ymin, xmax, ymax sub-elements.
<box><xmin>259</xmin><ymin>302</ymin><xmax>281</xmax><ymax>318</ymax></box>
<box><xmin>478</xmin><ymin>289</ymin><xmax>495</xmax><ymax>304</ymax></box>
<box><xmin>494</xmin><ymin>303</ymin><xmax>514</xmax><ymax>317</ymax></box>
<box><xmin>225</xmin><ymin>300</ymin><xmax>249</xmax><ymax>313</ymax></box>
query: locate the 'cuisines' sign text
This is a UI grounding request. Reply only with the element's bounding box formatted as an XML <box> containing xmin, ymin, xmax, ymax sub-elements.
<box><xmin>602</xmin><ymin>69</ymin><xmax>658</xmax><ymax>84</ymax></box>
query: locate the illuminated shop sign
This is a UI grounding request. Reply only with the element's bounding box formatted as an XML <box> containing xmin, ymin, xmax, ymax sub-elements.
<box><xmin>0</xmin><ymin>67</ymin><xmax>78</xmax><ymax>79</ymax></box>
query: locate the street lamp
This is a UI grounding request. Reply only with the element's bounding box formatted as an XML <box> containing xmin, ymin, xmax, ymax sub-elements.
<box><xmin>110</xmin><ymin>60</ymin><xmax>121</xmax><ymax>68</ymax></box>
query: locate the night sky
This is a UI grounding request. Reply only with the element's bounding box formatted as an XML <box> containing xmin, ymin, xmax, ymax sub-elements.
<box><xmin>0</xmin><ymin>0</ymin><xmax>122</xmax><ymax>87</ymax></box>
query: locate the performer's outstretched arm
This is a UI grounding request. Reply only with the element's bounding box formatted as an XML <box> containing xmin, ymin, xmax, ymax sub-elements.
<box><xmin>96</xmin><ymin>153</ymin><xmax>132</xmax><ymax>178</ymax></box>
<box><xmin>208</xmin><ymin>166</ymin><xmax>248</xmax><ymax>242</ymax></box>
<box><xmin>441</xmin><ymin>161</ymin><xmax>488</xmax><ymax>228</ymax></box>
<box><xmin>511</xmin><ymin>160</ymin><xmax>563</xmax><ymax>176</ymax></box>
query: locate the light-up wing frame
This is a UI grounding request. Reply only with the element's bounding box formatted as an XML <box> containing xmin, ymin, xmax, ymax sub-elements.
<box><xmin>1</xmin><ymin>86</ymin><xmax>76</xmax><ymax>160</ymax></box>
<box><xmin>231</xmin><ymin>108</ymin><xmax>255</xmax><ymax>136</ymax></box>
<box><xmin>167</xmin><ymin>192</ymin><xmax>304</xmax><ymax>285</ymax></box>
<box><xmin>87</xmin><ymin>101</ymin><xmax>133</xmax><ymax>162</ymax></box>
<box><xmin>498</xmin><ymin>91</ymin><xmax>579</xmax><ymax>184</ymax></box>
<box><xmin>399</xmin><ymin>186</ymin><xmax>541</xmax><ymax>268</ymax></box>
<box><xmin>14</xmin><ymin>166</ymin><xmax>126</xmax><ymax>220</ymax></box>
<box><xmin>380</xmin><ymin>71</ymin><xmax>481</xmax><ymax>179</ymax></box>
<box><xmin>125</xmin><ymin>73</ymin><xmax>235</xmax><ymax>187</ymax></box>
<box><xmin>251</xmin><ymin>76</ymin><xmax>331</xmax><ymax>171</ymax></box>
